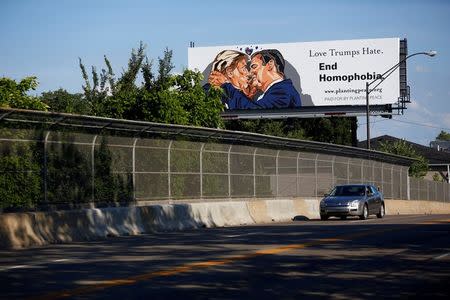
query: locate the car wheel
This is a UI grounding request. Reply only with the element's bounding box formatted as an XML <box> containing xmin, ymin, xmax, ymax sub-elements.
<box><xmin>340</xmin><ymin>216</ymin><xmax>347</xmax><ymax>220</ymax></box>
<box><xmin>359</xmin><ymin>204</ymin><xmax>369</xmax><ymax>220</ymax></box>
<box><xmin>320</xmin><ymin>214</ymin><xmax>329</xmax><ymax>221</ymax></box>
<box><xmin>377</xmin><ymin>204</ymin><xmax>385</xmax><ymax>218</ymax></box>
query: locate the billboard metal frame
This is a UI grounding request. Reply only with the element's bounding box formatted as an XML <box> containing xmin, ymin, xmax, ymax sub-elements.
<box><xmin>221</xmin><ymin>104</ymin><xmax>393</xmax><ymax>120</ymax></box>
<box><xmin>204</xmin><ymin>38</ymin><xmax>409</xmax><ymax>120</ymax></box>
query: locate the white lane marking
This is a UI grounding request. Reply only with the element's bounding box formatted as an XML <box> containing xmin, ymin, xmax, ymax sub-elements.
<box><xmin>0</xmin><ymin>258</ymin><xmax>72</xmax><ymax>272</ymax></box>
<box><xmin>52</xmin><ymin>258</ymin><xmax>70</xmax><ymax>262</ymax></box>
<box><xmin>434</xmin><ymin>252</ymin><xmax>450</xmax><ymax>260</ymax></box>
<box><xmin>0</xmin><ymin>265</ymin><xmax>43</xmax><ymax>271</ymax></box>
<box><xmin>223</xmin><ymin>232</ymin><xmax>265</xmax><ymax>238</ymax></box>
<box><xmin>3</xmin><ymin>265</ymin><xmax>28</xmax><ymax>270</ymax></box>
<box><xmin>348</xmin><ymin>218</ymin><xmax>377</xmax><ymax>223</ymax></box>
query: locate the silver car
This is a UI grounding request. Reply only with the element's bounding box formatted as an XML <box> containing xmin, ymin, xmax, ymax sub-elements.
<box><xmin>320</xmin><ymin>184</ymin><xmax>385</xmax><ymax>220</ymax></box>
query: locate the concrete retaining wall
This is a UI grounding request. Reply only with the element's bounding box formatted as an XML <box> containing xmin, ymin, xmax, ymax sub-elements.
<box><xmin>1</xmin><ymin>198</ymin><xmax>449</xmax><ymax>249</ymax></box>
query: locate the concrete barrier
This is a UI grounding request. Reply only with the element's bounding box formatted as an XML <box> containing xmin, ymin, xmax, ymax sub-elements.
<box><xmin>1</xmin><ymin>198</ymin><xmax>450</xmax><ymax>249</ymax></box>
<box><xmin>385</xmin><ymin>199</ymin><xmax>450</xmax><ymax>215</ymax></box>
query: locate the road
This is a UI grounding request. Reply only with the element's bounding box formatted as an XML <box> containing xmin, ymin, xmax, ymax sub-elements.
<box><xmin>1</xmin><ymin>214</ymin><xmax>450</xmax><ymax>299</ymax></box>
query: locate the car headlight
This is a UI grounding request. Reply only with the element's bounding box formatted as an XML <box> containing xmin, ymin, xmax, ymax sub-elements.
<box><xmin>350</xmin><ymin>200</ymin><xmax>360</xmax><ymax>208</ymax></box>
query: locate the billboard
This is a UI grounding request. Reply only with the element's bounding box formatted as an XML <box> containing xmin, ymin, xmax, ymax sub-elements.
<box><xmin>188</xmin><ymin>38</ymin><xmax>401</xmax><ymax>114</ymax></box>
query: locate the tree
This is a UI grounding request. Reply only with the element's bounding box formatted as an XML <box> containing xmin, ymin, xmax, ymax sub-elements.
<box><xmin>436</xmin><ymin>130</ymin><xmax>450</xmax><ymax>141</ymax></box>
<box><xmin>78</xmin><ymin>43</ymin><xmax>224</xmax><ymax>128</ymax></box>
<box><xmin>432</xmin><ymin>173</ymin><xmax>445</xmax><ymax>182</ymax></box>
<box><xmin>378</xmin><ymin>140</ymin><xmax>428</xmax><ymax>178</ymax></box>
<box><xmin>224</xmin><ymin>117</ymin><xmax>355</xmax><ymax>146</ymax></box>
<box><xmin>0</xmin><ymin>76</ymin><xmax>48</xmax><ymax>110</ymax></box>
<box><xmin>0</xmin><ymin>141</ymin><xmax>41</xmax><ymax>210</ymax></box>
<box><xmin>40</xmin><ymin>89</ymin><xmax>91</xmax><ymax>114</ymax></box>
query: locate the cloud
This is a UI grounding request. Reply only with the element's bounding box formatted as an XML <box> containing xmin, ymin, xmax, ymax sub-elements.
<box><xmin>442</xmin><ymin>113</ymin><xmax>450</xmax><ymax>128</ymax></box>
<box><xmin>409</xmin><ymin>99</ymin><xmax>433</xmax><ymax>117</ymax></box>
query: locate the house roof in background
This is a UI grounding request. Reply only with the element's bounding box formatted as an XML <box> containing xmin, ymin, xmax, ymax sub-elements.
<box><xmin>359</xmin><ymin>135</ymin><xmax>450</xmax><ymax>165</ymax></box>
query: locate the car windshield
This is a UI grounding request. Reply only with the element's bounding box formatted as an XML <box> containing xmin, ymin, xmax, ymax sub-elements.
<box><xmin>330</xmin><ymin>186</ymin><xmax>365</xmax><ymax>197</ymax></box>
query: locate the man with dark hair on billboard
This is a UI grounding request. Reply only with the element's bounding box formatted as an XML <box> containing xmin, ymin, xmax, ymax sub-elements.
<box><xmin>249</xmin><ymin>49</ymin><xmax>302</xmax><ymax>108</ymax></box>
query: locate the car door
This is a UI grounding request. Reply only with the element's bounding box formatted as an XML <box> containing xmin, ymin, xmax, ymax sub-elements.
<box><xmin>366</xmin><ymin>185</ymin><xmax>377</xmax><ymax>214</ymax></box>
<box><xmin>368</xmin><ymin>185</ymin><xmax>381</xmax><ymax>213</ymax></box>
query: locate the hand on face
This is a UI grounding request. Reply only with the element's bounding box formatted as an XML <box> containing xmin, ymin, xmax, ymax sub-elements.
<box><xmin>242</xmin><ymin>82</ymin><xmax>258</xmax><ymax>99</ymax></box>
<box><xmin>208</xmin><ymin>71</ymin><xmax>228</xmax><ymax>87</ymax></box>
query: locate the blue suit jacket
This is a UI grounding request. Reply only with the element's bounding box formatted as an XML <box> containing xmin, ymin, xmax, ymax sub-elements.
<box><xmin>221</xmin><ymin>79</ymin><xmax>302</xmax><ymax>110</ymax></box>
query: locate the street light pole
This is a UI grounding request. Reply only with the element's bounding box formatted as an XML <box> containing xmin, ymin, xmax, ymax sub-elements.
<box><xmin>365</xmin><ymin>50</ymin><xmax>436</xmax><ymax>150</ymax></box>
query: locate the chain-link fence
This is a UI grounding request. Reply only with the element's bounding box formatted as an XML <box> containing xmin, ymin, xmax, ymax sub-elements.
<box><xmin>1</xmin><ymin>110</ymin><xmax>449</xmax><ymax>211</ymax></box>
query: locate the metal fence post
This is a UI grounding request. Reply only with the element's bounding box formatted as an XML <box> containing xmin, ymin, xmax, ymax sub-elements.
<box><xmin>331</xmin><ymin>156</ymin><xmax>335</xmax><ymax>186</ymax></box>
<box><xmin>448</xmin><ymin>164</ymin><xmax>450</xmax><ymax>184</ymax></box>
<box><xmin>399</xmin><ymin>166</ymin><xmax>402</xmax><ymax>199</ymax></box>
<box><xmin>315</xmin><ymin>154</ymin><xmax>319</xmax><ymax>198</ymax></box>
<box><xmin>347</xmin><ymin>158</ymin><xmax>351</xmax><ymax>184</ymax></box>
<box><xmin>132</xmin><ymin>138</ymin><xmax>138</xmax><ymax>201</ymax></box>
<box><xmin>370</xmin><ymin>161</ymin><xmax>374</xmax><ymax>186</ymax></box>
<box><xmin>91</xmin><ymin>135</ymin><xmax>98</xmax><ymax>202</ymax></box>
<box><xmin>228</xmin><ymin>145</ymin><xmax>232</xmax><ymax>199</ymax></box>
<box><xmin>391</xmin><ymin>165</ymin><xmax>394</xmax><ymax>199</ymax></box>
<box><xmin>360</xmin><ymin>159</ymin><xmax>364</xmax><ymax>184</ymax></box>
<box><xmin>296</xmin><ymin>152</ymin><xmax>300</xmax><ymax>196</ymax></box>
<box><xmin>407</xmin><ymin>176</ymin><xmax>410</xmax><ymax>200</ymax></box>
<box><xmin>276</xmin><ymin>150</ymin><xmax>280</xmax><ymax>197</ymax></box>
<box><xmin>168</xmin><ymin>140</ymin><xmax>173</xmax><ymax>200</ymax></box>
<box><xmin>43</xmin><ymin>131</ymin><xmax>50</xmax><ymax>203</ymax></box>
<box><xmin>200</xmin><ymin>143</ymin><xmax>205</xmax><ymax>199</ymax></box>
<box><xmin>253</xmin><ymin>148</ymin><xmax>257</xmax><ymax>198</ymax></box>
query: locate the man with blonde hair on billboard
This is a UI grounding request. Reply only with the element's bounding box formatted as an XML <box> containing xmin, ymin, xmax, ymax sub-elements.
<box><xmin>206</xmin><ymin>49</ymin><xmax>259</xmax><ymax>109</ymax></box>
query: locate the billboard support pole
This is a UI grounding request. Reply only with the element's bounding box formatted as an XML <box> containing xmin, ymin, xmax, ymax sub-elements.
<box><xmin>365</xmin><ymin>50</ymin><xmax>436</xmax><ymax>150</ymax></box>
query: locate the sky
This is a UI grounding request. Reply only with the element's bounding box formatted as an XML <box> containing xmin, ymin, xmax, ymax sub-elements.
<box><xmin>1</xmin><ymin>0</ymin><xmax>449</xmax><ymax>146</ymax></box>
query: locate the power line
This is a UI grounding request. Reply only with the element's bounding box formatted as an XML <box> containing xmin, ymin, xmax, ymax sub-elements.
<box><xmin>389</xmin><ymin>118</ymin><xmax>450</xmax><ymax>131</ymax></box>
<box><xmin>358</xmin><ymin>117</ymin><xmax>450</xmax><ymax>131</ymax></box>
<box><xmin>358</xmin><ymin>118</ymin><xmax>389</xmax><ymax>126</ymax></box>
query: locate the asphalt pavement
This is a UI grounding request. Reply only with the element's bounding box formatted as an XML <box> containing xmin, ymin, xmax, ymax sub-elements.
<box><xmin>1</xmin><ymin>214</ymin><xmax>450</xmax><ymax>299</ymax></box>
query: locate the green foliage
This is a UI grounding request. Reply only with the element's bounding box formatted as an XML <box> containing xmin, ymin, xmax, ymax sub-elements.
<box><xmin>46</xmin><ymin>134</ymin><xmax>92</xmax><ymax>203</ymax></box>
<box><xmin>436</xmin><ymin>130</ymin><xmax>450</xmax><ymax>141</ymax></box>
<box><xmin>156</xmin><ymin>47</ymin><xmax>175</xmax><ymax>89</ymax></box>
<box><xmin>0</xmin><ymin>76</ymin><xmax>48</xmax><ymax>110</ymax></box>
<box><xmin>78</xmin><ymin>43</ymin><xmax>223</xmax><ymax>128</ymax></box>
<box><xmin>94</xmin><ymin>139</ymin><xmax>133</xmax><ymax>202</ymax></box>
<box><xmin>0</xmin><ymin>129</ymin><xmax>135</xmax><ymax>209</ymax></box>
<box><xmin>224</xmin><ymin>117</ymin><xmax>354</xmax><ymax>145</ymax></box>
<box><xmin>0</xmin><ymin>155</ymin><xmax>41</xmax><ymax>210</ymax></box>
<box><xmin>378</xmin><ymin>140</ymin><xmax>428</xmax><ymax>178</ymax></box>
<box><xmin>432</xmin><ymin>173</ymin><xmax>444</xmax><ymax>182</ymax></box>
<box><xmin>0</xmin><ymin>129</ymin><xmax>42</xmax><ymax>210</ymax></box>
<box><xmin>40</xmin><ymin>89</ymin><xmax>91</xmax><ymax>114</ymax></box>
